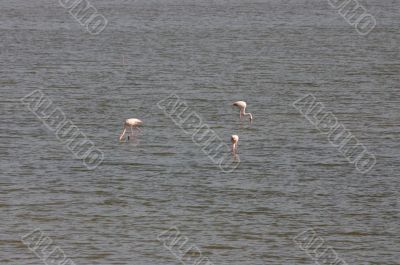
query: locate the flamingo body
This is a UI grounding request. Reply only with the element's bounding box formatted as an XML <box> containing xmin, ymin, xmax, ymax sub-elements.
<box><xmin>125</xmin><ymin>118</ymin><xmax>143</xmax><ymax>127</ymax></box>
<box><xmin>233</xmin><ymin>101</ymin><xmax>247</xmax><ymax>109</ymax></box>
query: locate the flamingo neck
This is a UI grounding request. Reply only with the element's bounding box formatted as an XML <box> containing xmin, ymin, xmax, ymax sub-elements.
<box><xmin>231</xmin><ymin>143</ymin><xmax>237</xmax><ymax>153</ymax></box>
<box><xmin>244</xmin><ymin>112</ymin><xmax>253</xmax><ymax>121</ymax></box>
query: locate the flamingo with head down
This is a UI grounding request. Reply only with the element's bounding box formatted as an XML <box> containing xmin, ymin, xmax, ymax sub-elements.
<box><xmin>231</xmin><ymin>134</ymin><xmax>239</xmax><ymax>155</ymax></box>
<box><xmin>233</xmin><ymin>101</ymin><xmax>253</xmax><ymax>123</ymax></box>
<box><xmin>119</xmin><ymin>118</ymin><xmax>143</xmax><ymax>141</ymax></box>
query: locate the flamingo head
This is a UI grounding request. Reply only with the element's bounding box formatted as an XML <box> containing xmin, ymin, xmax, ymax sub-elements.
<box><xmin>249</xmin><ymin>113</ymin><xmax>253</xmax><ymax>123</ymax></box>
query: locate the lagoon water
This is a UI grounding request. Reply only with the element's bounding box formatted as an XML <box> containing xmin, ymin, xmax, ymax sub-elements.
<box><xmin>1</xmin><ymin>0</ymin><xmax>399</xmax><ymax>264</ymax></box>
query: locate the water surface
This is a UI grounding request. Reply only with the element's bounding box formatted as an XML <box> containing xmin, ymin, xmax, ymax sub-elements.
<box><xmin>1</xmin><ymin>0</ymin><xmax>399</xmax><ymax>264</ymax></box>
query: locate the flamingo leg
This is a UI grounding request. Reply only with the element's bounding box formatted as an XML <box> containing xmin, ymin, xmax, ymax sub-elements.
<box><xmin>134</xmin><ymin>128</ymin><xmax>141</xmax><ymax>144</ymax></box>
<box><xmin>130</xmin><ymin>126</ymin><xmax>135</xmax><ymax>140</ymax></box>
<box><xmin>119</xmin><ymin>128</ymin><xmax>127</xmax><ymax>141</ymax></box>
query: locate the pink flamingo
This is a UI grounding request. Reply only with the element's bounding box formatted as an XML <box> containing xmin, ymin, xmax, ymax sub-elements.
<box><xmin>119</xmin><ymin>118</ymin><xmax>143</xmax><ymax>141</ymax></box>
<box><xmin>231</xmin><ymin>135</ymin><xmax>239</xmax><ymax>155</ymax></box>
<box><xmin>233</xmin><ymin>101</ymin><xmax>253</xmax><ymax>122</ymax></box>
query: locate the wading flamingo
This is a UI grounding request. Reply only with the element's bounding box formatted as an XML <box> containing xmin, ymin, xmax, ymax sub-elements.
<box><xmin>231</xmin><ymin>135</ymin><xmax>239</xmax><ymax>155</ymax></box>
<box><xmin>119</xmin><ymin>118</ymin><xmax>143</xmax><ymax>141</ymax></box>
<box><xmin>233</xmin><ymin>101</ymin><xmax>253</xmax><ymax>122</ymax></box>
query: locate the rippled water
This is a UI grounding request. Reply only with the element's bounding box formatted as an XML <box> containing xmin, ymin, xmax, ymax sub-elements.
<box><xmin>1</xmin><ymin>0</ymin><xmax>399</xmax><ymax>264</ymax></box>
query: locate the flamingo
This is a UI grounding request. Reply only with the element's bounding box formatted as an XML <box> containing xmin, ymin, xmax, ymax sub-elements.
<box><xmin>233</xmin><ymin>101</ymin><xmax>253</xmax><ymax>122</ymax></box>
<box><xmin>119</xmin><ymin>118</ymin><xmax>143</xmax><ymax>141</ymax></box>
<box><xmin>231</xmin><ymin>135</ymin><xmax>239</xmax><ymax>155</ymax></box>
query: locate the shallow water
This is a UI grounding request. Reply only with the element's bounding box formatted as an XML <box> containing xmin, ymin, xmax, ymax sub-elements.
<box><xmin>1</xmin><ymin>0</ymin><xmax>399</xmax><ymax>264</ymax></box>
